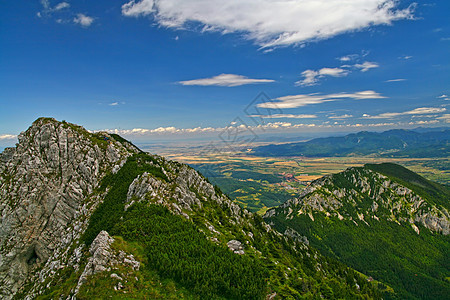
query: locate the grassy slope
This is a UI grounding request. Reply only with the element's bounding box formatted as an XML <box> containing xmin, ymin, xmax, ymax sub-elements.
<box><xmin>66</xmin><ymin>152</ymin><xmax>383</xmax><ymax>299</ymax></box>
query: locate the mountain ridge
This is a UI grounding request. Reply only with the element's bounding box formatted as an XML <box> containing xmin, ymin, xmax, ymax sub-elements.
<box><xmin>1</xmin><ymin>118</ymin><xmax>382</xmax><ymax>299</ymax></box>
<box><xmin>251</xmin><ymin>128</ymin><xmax>450</xmax><ymax>158</ymax></box>
<box><xmin>264</xmin><ymin>163</ymin><xmax>450</xmax><ymax>299</ymax></box>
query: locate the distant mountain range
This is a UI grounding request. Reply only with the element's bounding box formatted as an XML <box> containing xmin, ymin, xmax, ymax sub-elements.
<box><xmin>251</xmin><ymin>128</ymin><xmax>450</xmax><ymax>158</ymax></box>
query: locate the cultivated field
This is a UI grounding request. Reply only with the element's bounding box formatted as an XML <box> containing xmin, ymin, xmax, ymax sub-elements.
<box><xmin>150</xmin><ymin>146</ymin><xmax>449</xmax><ymax>214</ymax></box>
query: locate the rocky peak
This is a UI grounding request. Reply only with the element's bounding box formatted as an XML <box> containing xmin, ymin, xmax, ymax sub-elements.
<box><xmin>0</xmin><ymin>118</ymin><xmax>138</xmax><ymax>299</ymax></box>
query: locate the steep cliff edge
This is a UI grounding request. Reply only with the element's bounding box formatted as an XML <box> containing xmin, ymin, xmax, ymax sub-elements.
<box><xmin>0</xmin><ymin>118</ymin><xmax>139</xmax><ymax>298</ymax></box>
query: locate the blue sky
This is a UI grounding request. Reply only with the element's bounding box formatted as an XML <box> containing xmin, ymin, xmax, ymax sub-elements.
<box><xmin>0</xmin><ymin>0</ymin><xmax>449</xmax><ymax>147</ymax></box>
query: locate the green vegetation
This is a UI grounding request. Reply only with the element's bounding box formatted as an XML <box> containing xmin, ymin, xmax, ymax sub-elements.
<box><xmin>269</xmin><ymin>213</ymin><xmax>450</xmax><ymax>299</ymax></box>
<box><xmin>110</xmin><ymin>133</ymin><xmax>142</xmax><ymax>152</ymax></box>
<box><xmin>82</xmin><ymin>153</ymin><xmax>169</xmax><ymax>245</ymax></box>
<box><xmin>111</xmin><ymin>203</ymin><xmax>268</xmax><ymax>299</ymax></box>
<box><xmin>76</xmin><ymin>150</ymin><xmax>382</xmax><ymax>299</ymax></box>
<box><xmin>193</xmin><ymin>162</ymin><xmax>300</xmax><ymax>213</ymax></box>
<box><xmin>266</xmin><ymin>164</ymin><xmax>450</xmax><ymax>299</ymax></box>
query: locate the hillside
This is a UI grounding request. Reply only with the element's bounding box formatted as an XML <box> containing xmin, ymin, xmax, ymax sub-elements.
<box><xmin>0</xmin><ymin>118</ymin><xmax>382</xmax><ymax>299</ymax></box>
<box><xmin>251</xmin><ymin>128</ymin><xmax>450</xmax><ymax>158</ymax></box>
<box><xmin>264</xmin><ymin>163</ymin><xmax>450</xmax><ymax>299</ymax></box>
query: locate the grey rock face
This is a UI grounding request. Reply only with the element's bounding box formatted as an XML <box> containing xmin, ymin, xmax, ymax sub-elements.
<box><xmin>284</xmin><ymin>227</ymin><xmax>309</xmax><ymax>245</ymax></box>
<box><xmin>74</xmin><ymin>231</ymin><xmax>140</xmax><ymax>295</ymax></box>
<box><xmin>0</xmin><ymin>118</ymin><xmax>137</xmax><ymax>299</ymax></box>
<box><xmin>227</xmin><ymin>240</ymin><xmax>244</xmax><ymax>254</ymax></box>
<box><xmin>125</xmin><ymin>162</ymin><xmax>249</xmax><ymax>225</ymax></box>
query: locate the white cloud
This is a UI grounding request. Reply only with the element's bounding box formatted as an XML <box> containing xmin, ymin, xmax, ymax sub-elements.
<box><xmin>329</xmin><ymin>114</ymin><xmax>353</xmax><ymax>119</ymax></box>
<box><xmin>363</xmin><ymin>107</ymin><xmax>446</xmax><ymax>119</ymax></box>
<box><xmin>354</xmin><ymin>61</ymin><xmax>379</xmax><ymax>72</ymax></box>
<box><xmin>250</xmin><ymin>114</ymin><xmax>317</xmax><ymax>119</ymax></box>
<box><xmin>399</xmin><ymin>55</ymin><xmax>413</xmax><ymax>59</ymax></box>
<box><xmin>109</xmin><ymin>102</ymin><xmax>119</xmax><ymax>106</ymax></box>
<box><xmin>438</xmin><ymin>94</ymin><xmax>450</xmax><ymax>101</ymax></box>
<box><xmin>296</xmin><ymin>67</ymin><xmax>349</xmax><ymax>86</ymax></box>
<box><xmin>178</xmin><ymin>74</ymin><xmax>275</xmax><ymax>87</ymax></box>
<box><xmin>0</xmin><ymin>134</ymin><xmax>17</xmax><ymax>140</ymax></box>
<box><xmin>437</xmin><ymin>114</ymin><xmax>450</xmax><ymax>123</ymax></box>
<box><xmin>385</xmin><ymin>78</ymin><xmax>406</xmax><ymax>82</ymax></box>
<box><xmin>338</xmin><ymin>54</ymin><xmax>359</xmax><ymax>62</ymax></box>
<box><xmin>258</xmin><ymin>90</ymin><xmax>386</xmax><ymax>109</ymax></box>
<box><xmin>74</xmin><ymin>14</ymin><xmax>94</xmax><ymax>27</ymax></box>
<box><xmin>121</xmin><ymin>0</ymin><xmax>415</xmax><ymax>48</ymax></box>
<box><xmin>54</xmin><ymin>2</ymin><xmax>70</xmax><ymax>10</ymax></box>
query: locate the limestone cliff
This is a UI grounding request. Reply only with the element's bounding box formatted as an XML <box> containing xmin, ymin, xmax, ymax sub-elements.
<box><xmin>0</xmin><ymin>118</ymin><xmax>138</xmax><ymax>298</ymax></box>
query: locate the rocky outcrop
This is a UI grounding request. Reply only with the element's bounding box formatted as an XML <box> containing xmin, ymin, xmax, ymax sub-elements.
<box><xmin>125</xmin><ymin>162</ymin><xmax>249</xmax><ymax>224</ymax></box>
<box><xmin>227</xmin><ymin>240</ymin><xmax>244</xmax><ymax>255</ymax></box>
<box><xmin>0</xmin><ymin>118</ymin><xmax>138</xmax><ymax>299</ymax></box>
<box><xmin>265</xmin><ymin>167</ymin><xmax>449</xmax><ymax>235</ymax></box>
<box><xmin>74</xmin><ymin>231</ymin><xmax>140</xmax><ymax>295</ymax></box>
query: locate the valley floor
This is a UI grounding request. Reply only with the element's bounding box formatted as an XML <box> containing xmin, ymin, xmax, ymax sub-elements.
<box><xmin>146</xmin><ymin>145</ymin><xmax>449</xmax><ymax>214</ymax></box>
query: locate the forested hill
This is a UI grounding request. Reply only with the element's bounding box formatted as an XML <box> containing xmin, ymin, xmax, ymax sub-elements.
<box><xmin>264</xmin><ymin>163</ymin><xmax>450</xmax><ymax>299</ymax></box>
<box><xmin>0</xmin><ymin>118</ymin><xmax>383</xmax><ymax>299</ymax></box>
<box><xmin>251</xmin><ymin>128</ymin><xmax>450</xmax><ymax>157</ymax></box>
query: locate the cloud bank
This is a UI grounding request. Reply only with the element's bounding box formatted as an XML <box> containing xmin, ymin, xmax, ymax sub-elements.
<box><xmin>122</xmin><ymin>0</ymin><xmax>415</xmax><ymax>47</ymax></box>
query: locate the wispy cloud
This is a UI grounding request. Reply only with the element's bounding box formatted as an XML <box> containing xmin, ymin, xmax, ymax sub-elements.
<box><xmin>438</xmin><ymin>94</ymin><xmax>450</xmax><ymax>100</ymax></box>
<box><xmin>0</xmin><ymin>134</ymin><xmax>17</xmax><ymax>140</ymax></box>
<box><xmin>178</xmin><ymin>74</ymin><xmax>275</xmax><ymax>87</ymax></box>
<box><xmin>354</xmin><ymin>61</ymin><xmax>379</xmax><ymax>72</ymax></box>
<box><xmin>74</xmin><ymin>14</ymin><xmax>94</xmax><ymax>27</ymax></box>
<box><xmin>399</xmin><ymin>55</ymin><xmax>413</xmax><ymax>60</ymax></box>
<box><xmin>296</xmin><ymin>68</ymin><xmax>349</xmax><ymax>86</ymax></box>
<box><xmin>122</xmin><ymin>0</ymin><xmax>415</xmax><ymax>48</ymax></box>
<box><xmin>250</xmin><ymin>114</ymin><xmax>317</xmax><ymax>119</ymax></box>
<box><xmin>258</xmin><ymin>91</ymin><xmax>386</xmax><ymax>109</ymax></box>
<box><xmin>297</xmin><ymin>60</ymin><xmax>378</xmax><ymax>86</ymax></box>
<box><xmin>363</xmin><ymin>107</ymin><xmax>446</xmax><ymax>119</ymax></box>
<box><xmin>38</xmin><ymin>1</ymin><xmax>70</xmax><ymax>17</ymax></box>
<box><xmin>54</xmin><ymin>2</ymin><xmax>70</xmax><ymax>10</ymax></box>
<box><xmin>385</xmin><ymin>78</ymin><xmax>407</xmax><ymax>82</ymax></box>
<box><xmin>109</xmin><ymin>102</ymin><xmax>119</xmax><ymax>106</ymax></box>
<box><xmin>329</xmin><ymin>114</ymin><xmax>353</xmax><ymax>119</ymax></box>
<box><xmin>437</xmin><ymin>114</ymin><xmax>450</xmax><ymax>123</ymax></box>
